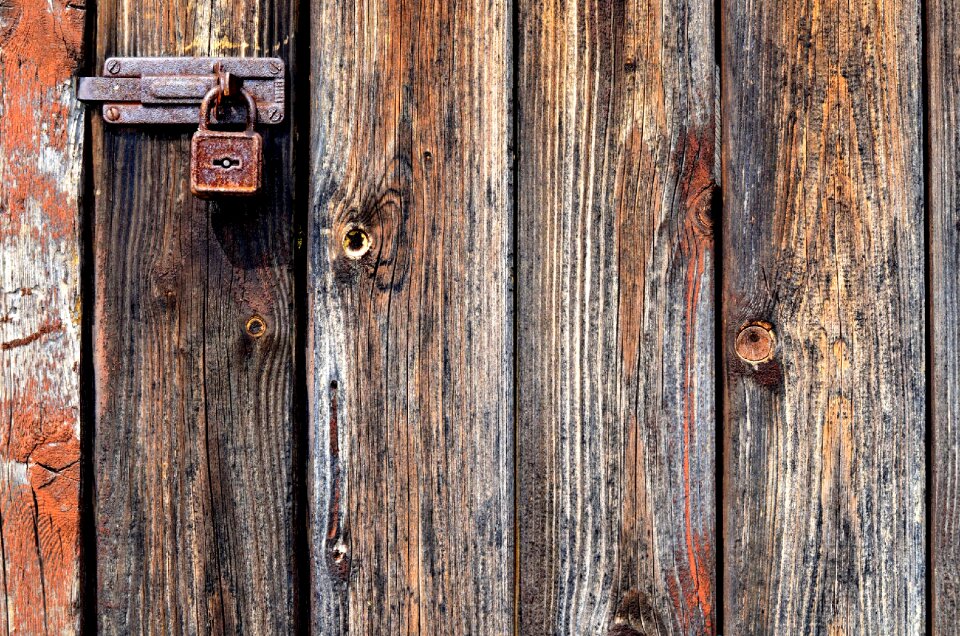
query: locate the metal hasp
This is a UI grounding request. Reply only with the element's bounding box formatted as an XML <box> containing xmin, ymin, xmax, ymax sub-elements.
<box><xmin>78</xmin><ymin>57</ymin><xmax>285</xmax><ymax>125</ymax></box>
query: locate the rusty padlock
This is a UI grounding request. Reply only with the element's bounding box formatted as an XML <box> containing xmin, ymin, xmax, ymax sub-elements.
<box><xmin>190</xmin><ymin>86</ymin><xmax>262</xmax><ymax>197</ymax></box>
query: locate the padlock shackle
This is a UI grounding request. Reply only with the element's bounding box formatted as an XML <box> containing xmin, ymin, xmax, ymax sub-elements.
<box><xmin>198</xmin><ymin>85</ymin><xmax>258</xmax><ymax>132</ymax></box>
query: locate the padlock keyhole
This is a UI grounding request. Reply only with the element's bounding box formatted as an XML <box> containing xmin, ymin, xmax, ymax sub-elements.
<box><xmin>213</xmin><ymin>157</ymin><xmax>242</xmax><ymax>170</ymax></box>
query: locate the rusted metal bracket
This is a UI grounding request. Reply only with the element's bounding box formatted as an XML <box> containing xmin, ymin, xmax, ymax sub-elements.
<box><xmin>78</xmin><ymin>57</ymin><xmax>285</xmax><ymax>125</ymax></box>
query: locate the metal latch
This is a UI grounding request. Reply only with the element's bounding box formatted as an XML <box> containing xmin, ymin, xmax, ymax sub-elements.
<box><xmin>78</xmin><ymin>57</ymin><xmax>285</xmax><ymax>126</ymax></box>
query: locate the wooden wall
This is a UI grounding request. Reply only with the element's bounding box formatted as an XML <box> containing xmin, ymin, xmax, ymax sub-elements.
<box><xmin>516</xmin><ymin>0</ymin><xmax>716</xmax><ymax>632</ymax></box>
<box><xmin>0</xmin><ymin>0</ymin><xmax>952</xmax><ymax>633</ymax></box>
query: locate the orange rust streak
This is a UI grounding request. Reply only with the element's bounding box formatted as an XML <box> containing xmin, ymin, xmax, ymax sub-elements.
<box><xmin>677</xmin><ymin>126</ymin><xmax>715</xmax><ymax>632</ymax></box>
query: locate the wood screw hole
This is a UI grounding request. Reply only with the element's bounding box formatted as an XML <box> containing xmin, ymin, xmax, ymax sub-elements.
<box><xmin>343</xmin><ymin>227</ymin><xmax>371</xmax><ymax>259</ymax></box>
<box><xmin>245</xmin><ymin>315</ymin><xmax>267</xmax><ymax>338</ymax></box>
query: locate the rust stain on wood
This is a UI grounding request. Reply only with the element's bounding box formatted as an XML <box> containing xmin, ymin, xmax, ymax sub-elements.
<box><xmin>677</xmin><ymin>124</ymin><xmax>716</xmax><ymax>633</ymax></box>
<box><xmin>1</xmin><ymin>319</ymin><xmax>62</xmax><ymax>350</ymax></box>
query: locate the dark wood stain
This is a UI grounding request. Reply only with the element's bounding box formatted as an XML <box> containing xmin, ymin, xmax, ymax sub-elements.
<box><xmin>91</xmin><ymin>0</ymin><xmax>298</xmax><ymax>632</ymax></box>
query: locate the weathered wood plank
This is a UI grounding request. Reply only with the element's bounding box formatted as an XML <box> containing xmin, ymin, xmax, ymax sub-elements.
<box><xmin>929</xmin><ymin>0</ymin><xmax>960</xmax><ymax>629</ymax></box>
<box><xmin>307</xmin><ymin>0</ymin><xmax>513</xmax><ymax>632</ymax></box>
<box><xmin>91</xmin><ymin>1</ymin><xmax>298</xmax><ymax>632</ymax></box>
<box><xmin>721</xmin><ymin>0</ymin><xmax>925</xmax><ymax>632</ymax></box>
<box><xmin>0</xmin><ymin>0</ymin><xmax>86</xmax><ymax>632</ymax></box>
<box><xmin>516</xmin><ymin>0</ymin><xmax>716</xmax><ymax>633</ymax></box>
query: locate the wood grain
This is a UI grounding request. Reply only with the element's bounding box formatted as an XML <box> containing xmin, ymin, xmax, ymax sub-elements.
<box><xmin>929</xmin><ymin>0</ymin><xmax>960</xmax><ymax>629</ymax></box>
<box><xmin>721</xmin><ymin>0</ymin><xmax>925</xmax><ymax>632</ymax></box>
<box><xmin>516</xmin><ymin>0</ymin><xmax>717</xmax><ymax>633</ymax></box>
<box><xmin>0</xmin><ymin>0</ymin><xmax>86</xmax><ymax>632</ymax></box>
<box><xmin>91</xmin><ymin>1</ymin><xmax>298</xmax><ymax>632</ymax></box>
<box><xmin>307</xmin><ymin>0</ymin><xmax>513</xmax><ymax>632</ymax></box>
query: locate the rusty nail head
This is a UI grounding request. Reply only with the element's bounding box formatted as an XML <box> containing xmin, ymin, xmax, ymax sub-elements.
<box><xmin>735</xmin><ymin>323</ymin><xmax>775</xmax><ymax>363</ymax></box>
<box><xmin>106</xmin><ymin>60</ymin><xmax>121</xmax><ymax>74</ymax></box>
<box><xmin>104</xmin><ymin>106</ymin><xmax>121</xmax><ymax>122</ymax></box>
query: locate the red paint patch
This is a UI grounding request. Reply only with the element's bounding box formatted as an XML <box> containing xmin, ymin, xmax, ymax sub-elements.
<box><xmin>0</xmin><ymin>381</ymin><xmax>80</xmax><ymax>632</ymax></box>
<box><xmin>0</xmin><ymin>0</ymin><xmax>85</xmax><ymax>239</ymax></box>
<box><xmin>0</xmin><ymin>0</ymin><xmax>84</xmax><ymax>630</ymax></box>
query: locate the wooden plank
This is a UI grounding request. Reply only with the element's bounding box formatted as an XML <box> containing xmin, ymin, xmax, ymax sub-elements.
<box><xmin>0</xmin><ymin>0</ymin><xmax>86</xmax><ymax>632</ymax></box>
<box><xmin>721</xmin><ymin>0</ymin><xmax>925</xmax><ymax>632</ymax></box>
<box><xmin>91</xmin><ymin>1</ymin><xmax>297</xmax><ymax>632</ymax></box>
<box><xmin>307</xmin><ymin>0</ymin><xmax>513</xmax><ymax>632</ymax></box>
<box><xmin>516</xmin><ymin>0</ymin><xmax>717</xmax><ymax>632</ymax></box>
<box><xmin>929</xmin><ymin>0</ymin><xmax>960</xmax><ymax>629</ymax></box>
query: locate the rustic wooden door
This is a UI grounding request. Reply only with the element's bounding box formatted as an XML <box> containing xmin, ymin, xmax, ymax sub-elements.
<box><xmin>0</xmin><ymin>0</ymin><xmax>955</xmax><ymax>633</ymax></box>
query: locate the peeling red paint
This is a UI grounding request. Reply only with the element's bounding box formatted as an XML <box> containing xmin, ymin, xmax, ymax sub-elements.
<box><xmin>0</xmin><ymin>381</ymin><xmax>80</xmax><ymax>632</ymax></box>
<box><xmin>0</xmin><ymin>0</ymin><xmax>84</xmax><ymax>631</ymax></box>
<box><xmin>0</xmin><ymin>0</ymin><xmax>85</xmax><ymax>239</ymax></box>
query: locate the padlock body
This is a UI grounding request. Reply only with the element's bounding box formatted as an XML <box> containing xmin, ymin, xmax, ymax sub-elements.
<box><xmin>191</xmin><ymin>130</ymin><xmax>262</xmax><ymax>197</ymax></box>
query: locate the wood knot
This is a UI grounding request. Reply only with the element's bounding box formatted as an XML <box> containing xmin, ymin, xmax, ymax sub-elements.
<box><xmin>342</xmin><ymin>226</ymin><xmax>371</xmax><ymax>260</ymax></box>
<box><xmin>732</xmin><ymin>322</ymin><xmax>782</xmax><ymax>387</ymax></box>
<box><xmin>326</xmin><ymin>544</ymin><xmax>350</xmax><ymax>582</ymax></box>
<box><xmin>245</xmin><ymin>315</ymin><xmax>267</xmax><ymax>338</ymax></box>
<box><xmin>0</xmin><ymin>0</ymin><xmax>22</xmax><ymax>46</ymax></box>
<box><xmin>609</xmin><ymin>589</ymin><xmax>665</xmax><ymax>636</ymax></box>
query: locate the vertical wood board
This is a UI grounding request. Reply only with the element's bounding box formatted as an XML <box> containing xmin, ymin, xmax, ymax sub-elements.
<box><xmin>929</xmin><ymin>0</ymin><xmax>960</xmax><ymax>629</ymax></box>
<box><xmin>721</xmin><ymin>0</ymin><xmax>925</xmax><ymax>632</ymax></box>
<box><xmin>516</xmin><ymin>0</ymin><xmax>717</xmax><ymax>633</ymax></box>
<box><xmin>307</xmin><ymin>0</ymin><xmax>514</xmax><ymax>632</ymax></box>
<box><xmin>0</xmin><ymin>0</ymin><xmax>86</xmax><ymax>632</ymax></box>
<box><xmin>91</xmin><ymin>1</ymin><xmax>298</xmax><ymax>632</ymax></box>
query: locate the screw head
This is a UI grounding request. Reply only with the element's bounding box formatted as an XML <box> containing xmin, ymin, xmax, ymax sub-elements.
<box><xmin>267</xmin><ymin>107</ymin><xmax>282</xmax><ymax>123</ymax></box>
<box><xmin>106</xmin><ymin>59</ymin><xmax>121</xmax><ymax>74</ymax></box>
<box><xmin>735</xmin><ymin>323</ymin><xmax>775</xmax><ymax>363</ymax></box>
<box><xmin>104</xmin><ymin>106</ymin><xmax>121</xmax><ymax>122</ymax></box>
<box><xmin>270</xmin><ymin>61</ymin><xmax>282</xmax><ymax>75</ymax></box>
